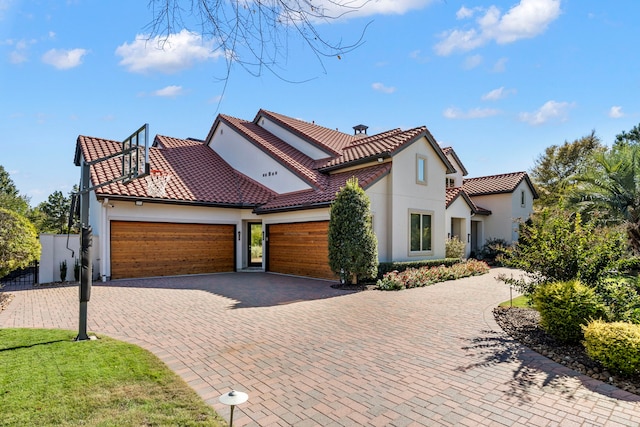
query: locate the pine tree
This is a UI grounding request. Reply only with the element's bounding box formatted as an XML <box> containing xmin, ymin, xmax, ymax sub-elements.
<box><xmin>328</xmin><ymin>177</ymin><xmax>378</xmax><ymax>284</ymax></box>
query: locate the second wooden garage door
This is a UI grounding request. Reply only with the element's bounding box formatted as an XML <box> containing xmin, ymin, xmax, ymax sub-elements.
<box><xmin>110</xmin><ymin>221</ymin><xmax>235</xmax><ymax>279</ymax></box>
<box><xmin>267</xmin><ymin>221</ymin><xmax>335</xmax><ymax>280</ymax></box>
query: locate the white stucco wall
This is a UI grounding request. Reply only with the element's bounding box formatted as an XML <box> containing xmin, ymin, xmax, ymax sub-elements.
<box><xmin>366</xmin><ymin>175</ymin><xmax>391</xmax><ymax>262</ymax></box>
<box><xmin>258</xmin><ymin>116</ymin><xmax>332</xmax><ymax>160</ymax></box>
<box><xmin>445</xmin><ymin>197</ymin><xmax>472</xmax><ymax>257</ymax></box>
<box><xmin>208</xmin><ymin>121</ymin><xmax>310</xmax><ymax>194</ymax></box>
<box><xmin>445</xmin><ymin>153</ymin><xmax>465</xmax><ymax>187</ymax></box>
<box><xmin>38</xmin><ymin>234</ymin><xmax>100</xmax><ymax>284</ymax></box>
<box><xmin>470</xmin><ymin>182</ymin><xmax>534</xmax><ymax>245</ymax></box>
<box><xmin>389</xmin><ymin>137</ymin><xmax>448</xmax><ymax>261</ymax></box>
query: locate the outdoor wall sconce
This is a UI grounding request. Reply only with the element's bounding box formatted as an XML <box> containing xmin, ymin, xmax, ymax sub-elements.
<box><xmin>237</xmin><ymin>231</ymin><xmax>241</xmax><ymax>241</ymax></box>
<box><xmin>467</xmin><ymin>233</ymin><xmax>471</xmax><ymax>243</ymax></box>
<box><xmin>219</xmin><ymin>390</ymin><xmax>248</xmax><ymax>427</ymax></box>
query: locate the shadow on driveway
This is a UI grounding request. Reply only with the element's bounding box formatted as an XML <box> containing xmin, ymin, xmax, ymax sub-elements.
<box><xmin>96</xmin><ymin>272</ymin><xmax>358</xmax><ymax>309</ymax></box>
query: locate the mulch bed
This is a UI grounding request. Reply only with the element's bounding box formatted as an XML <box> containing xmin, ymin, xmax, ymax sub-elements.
<box><xmin>494</xmin><ymin>306</ymin><xmax>640</xmax><ymax>396</ymax></box>
<box><xmin>0</xmin><ymin>293</ymin><xmax>14</xmax><ymax>313</ymax></box>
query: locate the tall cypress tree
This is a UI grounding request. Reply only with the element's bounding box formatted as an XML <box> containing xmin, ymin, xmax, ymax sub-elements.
<box><xmin>328</xmin><ymin>177</ymin><xmax>378</xmax><ymax>284</ymax></box>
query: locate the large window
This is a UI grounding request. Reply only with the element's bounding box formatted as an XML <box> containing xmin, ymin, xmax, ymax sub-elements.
<box><xmin>416</xmin><ymin>155</ymin><xmax>427</xmax><ymax>185</ymax></box>
<box><xmin>410</xmin><ymin>211</ymin><xmax>432</xmax><ymax>253</ymax></box>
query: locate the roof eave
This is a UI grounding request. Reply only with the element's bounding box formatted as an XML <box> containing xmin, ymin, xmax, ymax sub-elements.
<box><xmin>95</xmin><ymin>193</ymin><xmax>262</xmax><ymax>209</ymax></box>
<box><xmin>319</xmin><ymin>153</ymin><xmax>391</xmax><ymax>173</ymax></box>
<box><xmin>254</xmin><ymin>201</ymin><xmax>332</xmax><ymax>215</ymax></box>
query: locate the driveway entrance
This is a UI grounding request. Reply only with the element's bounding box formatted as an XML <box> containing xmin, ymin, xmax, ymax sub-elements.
<box><xmin>1</xmin><ymin>269</ymin><xmax>639</xmax><ymax>426</ymax></box>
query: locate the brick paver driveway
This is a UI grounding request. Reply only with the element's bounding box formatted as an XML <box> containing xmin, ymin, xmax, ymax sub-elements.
<box><xmin>2</xmin><ymin>268</ymin><xmax>640</xmax><ymax>426</ymax></box>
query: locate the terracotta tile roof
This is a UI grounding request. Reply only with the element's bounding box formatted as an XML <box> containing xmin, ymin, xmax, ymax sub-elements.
<box><xmin>255</xmin><ymin>163</ymin><xmax>391</xmax><ymax>213</ymax></box>
<box><xmin>445</xmin><ymin>187</ymin><xmax>491</xmax><ymax>215</ymax></box>
<box><xmin>256</xmin><ymin>109</ymin><xmax>357</xmax><ymax>155</ymax></box>
<box><xmin>75</xmin><ymin>135</ymin><xmax>275</xmax><ymax>206</ymax></box>
<box><xmin>217</xmin><ymin>114</ymin><xmax>327</xmax><ymax>189</ymax></box>
<box><xmin>320</xmin><ymin>127</ymin><xmax>456</xmax><ymax>174</ymax></box>
<box><xmin>463</xmin><ymin>171</ymin><xmax>538</xmax><ymax>198</ymax></box>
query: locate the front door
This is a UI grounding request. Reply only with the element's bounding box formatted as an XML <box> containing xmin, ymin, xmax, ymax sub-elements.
<box><xmin>248</xmin><ymin>223</ymin><xmax>263</xmax><ymax>267</ymax></box>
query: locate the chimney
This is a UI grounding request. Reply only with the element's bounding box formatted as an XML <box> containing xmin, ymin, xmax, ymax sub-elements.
<box><xmin>353</xmin><ymin>124</ymin><xmax>368</xmax><ymax>136</ymax></box>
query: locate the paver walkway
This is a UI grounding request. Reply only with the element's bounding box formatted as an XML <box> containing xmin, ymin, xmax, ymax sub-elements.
<box><xmin>2</xmin><ymin>268</ymin><xmax>640</xmax><ymax>426</ymax></box>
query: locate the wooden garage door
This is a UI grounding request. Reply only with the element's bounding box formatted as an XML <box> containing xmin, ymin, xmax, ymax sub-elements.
<box><xmin>267</xmin><ymin>221</ymin><xmax>335</xmax><ymax>280</ymax></box>
<box><xmin>110</xmin><ymin>221</ymin><xmax>235</xmax><ymax>279</ymax></box>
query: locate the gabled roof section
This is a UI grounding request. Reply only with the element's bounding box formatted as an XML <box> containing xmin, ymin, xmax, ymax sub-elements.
<box><xmin>445</xmin><ymin>187</ymin><xmax>491</xmax><ymax>215</ymax></box>
<box><xmin>319</xmin><ymin>127</ymin><xmax>455</xmax><ymax>174</ymax></box>
<box><xmin>463</xmin><ymin>171</ymin><xmax>538</xmax><ymax>199</ymax></box>
<box><xmin>255</xmin><ymin>163</ymin><xmax>391</xmax><ymax>214</ymax></box>
<box><xmin>215</xmin><ymin>114</ymin><xmax>326</xmax><ymax>189</ymax></box>
<box><xmin>75</xmin><ymin>134</ymin><xmax>275</xmax><ymax>206</ymax></box>
<box><xmin>442</xmin><ymin>147</ymin><xmax>468</xmax><ymax>176</ymax></box>
<box><xmin>255</xmin><ymin>109</ymin><xmax>357</xmax><ymax>155</ymax></box>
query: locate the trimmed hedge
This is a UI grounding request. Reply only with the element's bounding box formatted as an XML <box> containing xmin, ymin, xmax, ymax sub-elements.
<box><xmin>583</xmin><ymin>320</ymin><xmax>640</xmax><ymax>376</ymax></box>
<box><xmin>377</xmin><ymin>258</ymin><xmax>461</xmax><ymax>280</ymax></box>
<box><xmin>533</xmin><ymin>280</ymin><xmax>605</xmax><ymax>344</ymax></box>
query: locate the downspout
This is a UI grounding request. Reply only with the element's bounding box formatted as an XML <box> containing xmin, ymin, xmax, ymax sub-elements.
<box><xmin>101</xmin><ymin>197</ymin><xmax>109</xmax><ymax>281</ymax></box>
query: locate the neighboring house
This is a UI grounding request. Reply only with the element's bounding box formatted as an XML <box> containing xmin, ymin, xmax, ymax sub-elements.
<box><xmin>74</xmin><ymin>109</ymin><xmax>537</xmax><ymax>280</ymax></box>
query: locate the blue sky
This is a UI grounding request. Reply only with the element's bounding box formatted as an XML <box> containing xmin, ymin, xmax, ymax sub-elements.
<box><xmin>1</xmin><ymin>0</ymin><xmax>639</xmax><ymax>206</ymax></box>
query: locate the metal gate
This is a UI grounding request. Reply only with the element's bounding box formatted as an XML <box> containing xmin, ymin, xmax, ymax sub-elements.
<box><xmin>0</xmin><ymin>261</ymin><xmax>38</xmax><ymax>290</ymax></box>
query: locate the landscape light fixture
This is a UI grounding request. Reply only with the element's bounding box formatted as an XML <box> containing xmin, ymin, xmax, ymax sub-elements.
<box><xmin>219</xmin><ymin>390</ymin><xmax>248</xmax><ymax>427</ymax></box>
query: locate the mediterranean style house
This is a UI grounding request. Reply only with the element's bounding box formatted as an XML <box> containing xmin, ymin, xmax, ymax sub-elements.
<box><xmin>74</xmin><ymin>109</ymin><xmax>538</xmax><ymax>281</ymax></box>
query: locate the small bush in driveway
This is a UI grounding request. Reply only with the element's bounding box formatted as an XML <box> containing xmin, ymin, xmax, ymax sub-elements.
<box><xmin>377</xmin><ymin>259</ymin><xmax>489</xmax><ymax>290</ymax></box>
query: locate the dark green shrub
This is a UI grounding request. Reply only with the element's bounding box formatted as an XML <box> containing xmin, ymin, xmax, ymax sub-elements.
<box><xmin>74</xmin><ymin>258</ymin><xmax>81</xmax><ymax>282</ymax></box>
<box><xmin>598</xmin><ymin>278</ymin><xmax>640</xmax><ymax>324</ymax></box>
<box><xmin>328</xmin><ymin>177</ymin><xmax>378</xmax><ymax>284</ymax></box>
<box><xmin>475</xmin><ymin>238</ymin><xmax>509</xmax><ymax>265</ymax></box>
<box><xmin>533</xmin><ymin>280</ymin><xmax>605</xmax><ymax>343</ymax></box>
<box><xmin>502</xmin><ymin>208</ymin><xmax>626</xmax><ymax>295</ymax></box>
<box><xmin>377</xmin><ymin>258</ymin><xmax>461</xmax><ymax>280</ymax></box>
<box><xmin>583</xmin><ymin>320</ymin><xmax>640</xmax><ymax>376</ymax></box>
<box><xmin>59</xmin><ymin>260</ymin><xmax>67</xmax><ymax>282</ymax></box>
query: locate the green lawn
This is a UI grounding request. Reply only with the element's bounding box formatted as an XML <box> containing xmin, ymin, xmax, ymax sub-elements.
<box><xmin>498</xmin><ymin>294</ymin><xmax>535</xmax><ymax>308</ymax></box>
<box><xmin>0</xmin><ymin>328</ymin><xmax>226</xmax><ymax>427</ymax></box>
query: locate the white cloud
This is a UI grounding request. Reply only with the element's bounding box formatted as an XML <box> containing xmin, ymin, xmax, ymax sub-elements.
<box><xmin>492</xmin><ymin>57</ymin><xmax>508</xmax><ymax>72</ymax></box>
<box><xmin>0</xmin><ymin>0</ymin><xmax>11</xmax><ymax>20</ymax></box>
<box><xmin>116</xmin><ymin>29</ymin><xmax>223</xmax><ymax>74</ymax></box>
<box><xmin>456</xmin><ymin>6</ymin><xmax>476</xmax><ymax>19</ymax></box>
<box><xmin>482</xmin><ymin>86</ymin><xmax>516</xmax><ymax>101</ymax></box>
<box><xmin>372</xmin><ymin>82</ymin><xmax>396</xmax><ymax>94</ymax></box>
<box><xmin>9</xmin><ymin>49</ymin><xmax>27</xmax><ymax>64</ymax></box>
<box><xmin>519</xmin><ymin>100</ymin><xmax>573</xmax><ymax>125</ymax></box>
<box><xmin>153</xmin><ymin>85</ymin><xmax>184</xmax><ymax>97</ymax></box>
<box><xmin>42</xmin><ymin>48</ymin><xmax>88</xmax><ymax>69</ymax></box>
<box><xmin>464</xmin><ymin>54</ymin><xmax>483</xmax><ymax>69</ymax></box>
<box><xmin>314</xmin><ymin>0</ymin><xmax>436</xmax><ymax>19</ymax></box>
<box><xmin>435</xmin><ymin>0</ymin><xmax>561</xmax><ymax>56</ymax></box>
<box><xmin>409</xmin><ymin>49</ymin><xmax>429</xmax><ymax>63</ymax></box>
<box><xmin>443</xmin><ymin>107</ymin><xmax>500</xmax><ymax>119</ymax></box>
<box><xmin>608</xmin><ymin>106</ymin><xmax>624</xmax><ymax>118</ymax></box>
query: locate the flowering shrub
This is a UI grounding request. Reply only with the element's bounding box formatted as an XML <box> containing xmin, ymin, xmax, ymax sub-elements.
<box><xmin>377</xmin><ymin>259</ymin><xmax>490</xmax><ymax>290</ymax></box>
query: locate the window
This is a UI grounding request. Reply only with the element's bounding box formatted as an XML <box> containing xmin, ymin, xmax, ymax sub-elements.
<box><xmin>416</xmin><ymin>155</ymin><xmax>427</xmax><ymax>185</ymax></box>
<box><xmin>410</xmin><ymin>211</ymin><xmax>432</xmax><ymax>253</ymax></box>
<box><xmin>521</xmin><ymin>190</ymin><xmax>526</xmax><ymax>207</ymax></box>
<box><xmin>446</xmin><ymin>177</ymin><xmax>456</xmax><ymax>188</ymax></box>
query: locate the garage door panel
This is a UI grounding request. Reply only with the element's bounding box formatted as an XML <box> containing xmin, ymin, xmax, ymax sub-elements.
<box><xmin>111</xmin><ymin>221</ymin><xmax>235</xmax><ymax>279</ymax></box>
<box><xmin>268</xmin><ymin>221</ymin><xmax>335</xmax><ymax>280</ymax></box>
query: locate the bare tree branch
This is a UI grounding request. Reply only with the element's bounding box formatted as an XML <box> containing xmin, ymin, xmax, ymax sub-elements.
<box><xmin>145</xmin><ymin>0</ymin><xmax>371</xmax><ymax>82</ymax></box>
